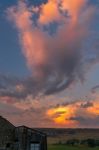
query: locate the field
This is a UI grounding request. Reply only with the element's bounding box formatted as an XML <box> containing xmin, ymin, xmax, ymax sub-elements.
<box><xmin>48</xmin><ymin>145</ymin><xmax>99</xmax><ymax>150</ymax></box>
<box><xmin>39</xmin><ymin>128</ymin><xmax>99</xmax><ymax>150</ymax></box>
<box><xmin>45</xmin><ymin>129</ymin><xmax>99</xmax><ymax>144</ymax></box>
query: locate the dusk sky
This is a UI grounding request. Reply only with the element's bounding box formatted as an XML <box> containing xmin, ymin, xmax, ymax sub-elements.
<box><xmin>0</xmin><ymin>0</ymin><xmax>99</xmax><ymax>128</ymax></box>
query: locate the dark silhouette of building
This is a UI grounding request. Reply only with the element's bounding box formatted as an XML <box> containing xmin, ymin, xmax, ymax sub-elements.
<box><xmin>0</xmin><ymin>116</ymin><xmax>47</xmax><ymax>150</ymax></box>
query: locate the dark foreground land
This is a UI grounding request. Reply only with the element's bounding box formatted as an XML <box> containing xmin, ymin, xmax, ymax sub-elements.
<box><xmin>48</xmin><ymin>145</ymin><xmax>99</xmax><ymax>150</ymax></box>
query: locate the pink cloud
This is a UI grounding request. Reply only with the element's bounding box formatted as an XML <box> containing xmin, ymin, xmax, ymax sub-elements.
<box><xmin>6</xmin><ymin>0</ymin><xmax>97</xmax><ymax>95</ymax></box>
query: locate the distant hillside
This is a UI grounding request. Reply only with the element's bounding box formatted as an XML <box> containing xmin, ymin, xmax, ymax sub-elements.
<box><xmin>37</xmin><ymin>128</ymin><xmax>99</xmax><ymax>144</ymax></box>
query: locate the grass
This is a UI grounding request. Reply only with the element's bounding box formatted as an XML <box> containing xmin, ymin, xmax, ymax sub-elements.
<box><xmin>48</xmin><ymin>145</ymin><xmax>99</xmax><ymax>150</ymax></box>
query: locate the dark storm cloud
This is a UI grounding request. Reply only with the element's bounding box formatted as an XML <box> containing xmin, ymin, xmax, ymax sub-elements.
<box><xmin>52</xmin><ymin>111</ymin><xmax>66</xmax><ymax>119</ymax></box>
<box><xmin>80</xmin><ymin>101</ymin><xmax>93</xmax><ymax>108</ymax></box>
<box><xmin>0</xmin><ymin>75</ymin><xmax>23</xmax><ymax>99</ymax></box>
<box><xmin>69</xmin><ymin>116</ymin><xmax>86</xmax><ymax>122</ymax></box>
<box><xmin>0</xmin><ymin>75</ymin><xmax>39</xmax><ymax>99</ymax></box>
<box><xmin>0</xmin><ymin>59</ymin><xmax>80</xmax><ymax>99</ymax></box>
<box><xmin>69</xmin><ymin>115</ymin><xmax>99</xmax><ymax>127</ymax></box>
<box><xmin>91</xmin><ymin>85</ymin><xmax>99</xmax><ymax>93</ymax></box>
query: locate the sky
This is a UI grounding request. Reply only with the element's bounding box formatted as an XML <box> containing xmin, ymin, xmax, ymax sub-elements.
<box><xmin>0</xmin><ymin>0</ymin><xmax>99</xmax><ymax>128</ymax></box>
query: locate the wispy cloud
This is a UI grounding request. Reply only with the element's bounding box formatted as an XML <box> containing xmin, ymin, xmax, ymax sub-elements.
<box><xmin>91</xmin><ymin>85</ymin><xmax>99</xmax><ymax>93</ymax></box>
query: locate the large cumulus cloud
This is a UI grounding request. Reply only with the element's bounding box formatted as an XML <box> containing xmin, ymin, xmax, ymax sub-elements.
<box><xmin>2</xmin><ymin>0</ymin><xmax>98</xmax><ymax>97</ymax></box>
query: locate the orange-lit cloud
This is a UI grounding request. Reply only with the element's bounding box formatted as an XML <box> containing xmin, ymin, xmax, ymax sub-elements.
<box><xmin>47</xmin><ymin>105</ymin><xmax>77</xmax><ymax>127</ymax></box>
<box><xmin>39</xmin><ymin>0</ymin><xmax>61</xmax><ymax>24</ymax></box>
<box><xmin>0</xmin><ymin>0</ymin><xmax>98</xmax><ymax>128</ymax></box>
<box><xmin>7</xmin><ymin>1</ymin><xmax>47</xmax><ymax>79</ymax></box>
<box><xmin>61</xmin><ymin>0</ymin><xmax>86</xmax><ymax>23</ymax></box>
<box><xmin>47</xmin><ymin>100</ymin><xmax>99</xmax><ymax>127</ymax></box>
<box><xmin>87</xmin><ymin>101</ymin><xmax>99</xmax><ymax>116</ymax></box>
<box><xmin>38</xmin><ymin>0</ymin><xmax>87</xmax><ymax>25</ymax></box>
<box><xmin>1</xmin><ymin>88</ymin><xmax>99</xmax><ymax>127</ymax></box>
<box><xmin>7</xmin><ymin>0</ymin><xmax>97</xmax><ymax>96</ymax></box>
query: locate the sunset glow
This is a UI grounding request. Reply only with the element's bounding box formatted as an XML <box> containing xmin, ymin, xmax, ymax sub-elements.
<box><xmin>0</xmin><ymin>0</ymin><xmax>99</xmax><ymax>128</ymax></box>
<box><xmin>47</xmin><ymin>105</ymin><xmax>78</xmax><ymax>126</ymax></box>
<box><xmin>87</xmin><ymin>102</ymin><xmax>99</xmax><ymax>116</ymax></box>
<box><xmin>47</xmin><ymin>100</ymin><xmax>99</xmax><ymax>127</ymax></box>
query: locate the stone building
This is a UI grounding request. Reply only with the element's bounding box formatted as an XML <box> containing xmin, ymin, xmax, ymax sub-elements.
<box><xmin>0</xmin><ymin>116</ymin><xmax>47</xmax><ymax>150</ymax></box>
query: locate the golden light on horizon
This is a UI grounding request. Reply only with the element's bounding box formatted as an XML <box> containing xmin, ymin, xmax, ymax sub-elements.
<box><xmin>47</xmin><ymin>105</ymin><xmax>77</xmax><ymax>127</ymax></box>
<box><xmin>87</xmin><ymin>101</ymin><xmax>99</xmax><ymax>116</ymax></box>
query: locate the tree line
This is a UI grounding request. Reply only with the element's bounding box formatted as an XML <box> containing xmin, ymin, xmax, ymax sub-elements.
<box><xmin>55</xmin><ymin>138</ymin><xmax>99</xmax><ymax>148</ymax></box>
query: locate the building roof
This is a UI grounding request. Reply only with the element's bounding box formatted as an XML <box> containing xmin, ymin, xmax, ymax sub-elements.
<box><xmin>0</xmin><ymin>116</ymin><xmax>15</xmax><ymax>131</ymax></box>
<box><xmin>0</xmin><ymin>116</ymin><xmax>46</xmax><ymax>136</ymax></box>
<box><xmin>16</xmin><ymin>125</ymin><xmax>46</xmax><ymax>136</ymax></box>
